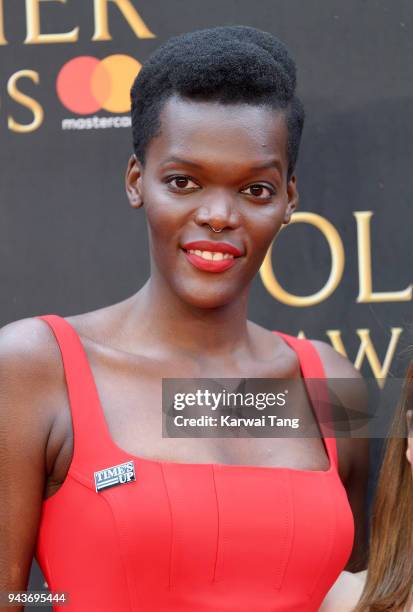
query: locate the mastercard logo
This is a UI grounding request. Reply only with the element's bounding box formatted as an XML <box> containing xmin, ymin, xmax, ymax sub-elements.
<box><xmin>56</xmin><ymin>54</ymin><xmax>142</xmax><ymax>115</ymax></box>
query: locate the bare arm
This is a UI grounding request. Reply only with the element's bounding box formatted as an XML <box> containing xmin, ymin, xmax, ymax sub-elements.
<box><xmin>0</xmin><ymin>319</ymin><xmax>57</xmax><ymax>611</ymax></box>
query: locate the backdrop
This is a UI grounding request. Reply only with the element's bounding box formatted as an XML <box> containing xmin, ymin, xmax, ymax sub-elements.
<box><xmin>0</xmin><ymin>0</ymin><xmax>412</xmax><ymax>601</ymax></box>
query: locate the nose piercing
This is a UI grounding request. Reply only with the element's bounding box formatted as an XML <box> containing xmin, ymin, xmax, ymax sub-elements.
<box><xmin>208</xmin><ymin>224</ymin><xmax>223</xmax><ymax>233</ymax></box>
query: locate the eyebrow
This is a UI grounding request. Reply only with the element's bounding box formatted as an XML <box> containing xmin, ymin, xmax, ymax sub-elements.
<box><xmin>250</xmin><ymin>159</ymin><xmax>283</xmax><ymax>173</ymax></box>
<box><xmin>161</xmin><ymin>156</ymin><xmax>283</xmax><ymax>174</ymax></box>
<box><xmin>162</xmin><ymin>156</ymin><xmax>203</xmax><ymax>169</ymax></box>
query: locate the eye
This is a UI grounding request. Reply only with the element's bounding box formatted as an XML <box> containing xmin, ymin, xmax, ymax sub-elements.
<box><xmin>166</xmin><ymin>175</ymin><xmax>200</xmax><ymax>191</ymax></box>
<box><xmin>241</xmin><ymin>184</ymin><xmax>276</xmax><ymax>200</ymax></box>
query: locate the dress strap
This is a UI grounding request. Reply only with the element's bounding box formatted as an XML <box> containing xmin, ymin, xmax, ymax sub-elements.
<box><xmin>273</xmin><ymin>331</ymin><xmax>338</xmax><ymax>472</ymax></box>
<box><xmin>37</xmin><ymin>314</ymin><xmax>119</xmax><ymax>475</ymax></box>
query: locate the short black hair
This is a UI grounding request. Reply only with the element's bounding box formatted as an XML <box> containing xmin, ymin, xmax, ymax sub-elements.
<box><xmin>130</xmin><ymin>25</ymin><xmax>305</xmax><ymax>181</ymax></box>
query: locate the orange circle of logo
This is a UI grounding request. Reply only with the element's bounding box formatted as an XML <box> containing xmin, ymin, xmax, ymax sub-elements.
<box><xmin>57</xmin><ymin>54</ymin><xmax>142</xmax><ymax>115</ymax></box>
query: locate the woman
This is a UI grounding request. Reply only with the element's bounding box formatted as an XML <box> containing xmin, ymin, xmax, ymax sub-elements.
<box><xmin>320</xmin><ymin>361</ymin><xmax>413</xmax><ymax>612</ymax></box>
<box><xmin>0</xmin><ymin>26</ymin><xmax>368</xmax><ymax>611</ymax></box>
<box><xmin>351</xmin><ymin>361</ymin><xmax>413</xmax><ymax>612</ymax></box>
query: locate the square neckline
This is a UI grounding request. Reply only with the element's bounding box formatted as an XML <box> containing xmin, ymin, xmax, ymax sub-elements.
<box><xmin>44</xmin><ymin>315</ymin><xmax>335</xmax><ymax>477</ymax></box>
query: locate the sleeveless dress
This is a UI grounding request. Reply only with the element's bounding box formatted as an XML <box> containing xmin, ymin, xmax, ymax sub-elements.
<box><xmin>34</xmin><ymin>314</ymin><xmax>354</xmax><ymax>611</ymax></box>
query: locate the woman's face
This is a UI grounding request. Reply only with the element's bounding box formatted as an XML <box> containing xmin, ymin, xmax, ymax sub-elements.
<box><xmin>125</xmin><ymin>94</ymin><xmax>298</xmax><ymax>308</ymax></box>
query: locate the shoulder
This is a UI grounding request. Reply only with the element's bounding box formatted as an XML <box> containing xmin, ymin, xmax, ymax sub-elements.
<box><xmin>0</xmin><ymin>316</ymin><xmax>62</xmax><ymax>378</ymax></box>
<box><xmin>0</xmin><ymin>316</ymin><xmax>64</xmax><ymax>428</ymax></box>
<box><xmin>309</xmin><ymin>338</ymin><xmax>369</xmax><ymax>424</ymax></box>
<box><xmin>309</xmin><ymin>339</ymin><xmax>363</xmax><ymax>379</ymax></box>
<box><xmin>308</xmin><ymin>339</ymin><xmax>368</xmax><ymax>425</ymax></box>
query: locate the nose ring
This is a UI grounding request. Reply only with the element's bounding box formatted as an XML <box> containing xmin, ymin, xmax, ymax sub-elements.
<box><xmin>208</xmin><ymin>224</ymin><xmax>223</xmax><ymax>233</ymax></box>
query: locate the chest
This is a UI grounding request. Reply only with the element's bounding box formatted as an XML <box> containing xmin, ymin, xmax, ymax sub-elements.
<box><xmin>45</xmin><ymin>347</ymin><xmax>351</xmax><ymax>497</ymax></box>
<box><xmin>37</xmin><ymin>445</ymin><xmax>355</xmax><ymax>611</ymax></box>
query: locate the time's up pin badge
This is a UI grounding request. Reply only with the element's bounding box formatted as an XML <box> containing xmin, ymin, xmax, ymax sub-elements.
<box><xmin>94</xmin><ymin>460</ymin><xmax>136</xmax><ymax>493</ymax></box>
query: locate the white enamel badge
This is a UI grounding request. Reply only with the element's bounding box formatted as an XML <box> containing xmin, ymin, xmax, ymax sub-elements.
<box><xmin>94</xmin><ymin>460</ymin><xmax>136</xmax><ymax>493</ymax></box>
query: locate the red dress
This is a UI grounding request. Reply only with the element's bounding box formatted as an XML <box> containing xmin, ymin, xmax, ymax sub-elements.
<box><xmin>35</xmin><ymin>314</ymin><xmax>354</xmax><ymax>611</ymax></box>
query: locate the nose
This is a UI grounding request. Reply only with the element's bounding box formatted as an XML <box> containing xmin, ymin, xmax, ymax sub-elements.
<box><xmin>194</xmin><ymin>191</ymin><xmax>241</xmax><ymax>233</ymax></box>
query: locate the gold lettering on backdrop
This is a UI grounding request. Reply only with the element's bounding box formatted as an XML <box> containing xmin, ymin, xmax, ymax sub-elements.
<box><xmin>7</xmin><ymin>70</ymin><xmax>44</xmax><ymax>133</ymax></box>
<box><xmin>326</xmin><ymin>328</ymin><xmax>403</xmax><ymax>388</ymax></box>
<box><xmin>355</xmin><ymin>211</ymin><xmax>412</xmax><ymax>303</ymax></box>
<box><xmin>0</xmin><ymin>0</ymin><xmax>7</xmax><ymax>45</ymax></box>
<box><xmin>260</xmin><ymin>212</ymin><xmax>345</xmax><ymax>306</ymax></box>
<box><xmin>93</xmin><ymin>0</ymin><xmax>155</xmax><ymax>41</ymax></box>
<box><xmin>24</xmin><ymin>0</ymin><xmax>79</xmax><ymax>44</ymax></box>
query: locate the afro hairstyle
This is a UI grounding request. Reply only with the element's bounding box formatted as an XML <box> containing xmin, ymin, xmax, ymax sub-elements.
<box><xmin>130</xmin><ymin>25</ymin><xmax>305</xmax><ymax>181</ymax></box>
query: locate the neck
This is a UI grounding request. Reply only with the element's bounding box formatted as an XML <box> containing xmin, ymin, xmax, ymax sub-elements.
<box><xmin>125</xmin><ymin>276</ymin><xmax>255</xmax><ymax>359</ymax></box>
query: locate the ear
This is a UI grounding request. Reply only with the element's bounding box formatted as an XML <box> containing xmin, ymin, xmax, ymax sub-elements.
<box><xmin>406</xmin><ymin>410</ymin><xmax>413</xmax><ymax>464</ymax></box>
<box><xmin>283</xmin><ymin>174</ymin><xmax>299</xmax><ymax>225</ymax></box>
<box><xmin>125</xmin><ymin>154</ymin><xmax>144</xmax><ymax>209</ymax></box>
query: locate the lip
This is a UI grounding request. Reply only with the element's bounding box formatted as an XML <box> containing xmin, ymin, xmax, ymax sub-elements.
<box><xmin>182</xmin><ymin>250</ymin><xmax>238</xmax><ymax>273</ymax></box>
<box><xmin>181</xmin><ymin>240</ymin><xmax>243</xmax><ymax>257</ymax></box>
